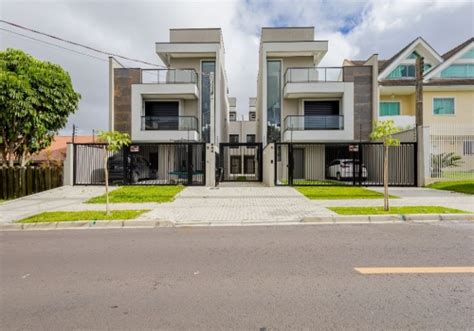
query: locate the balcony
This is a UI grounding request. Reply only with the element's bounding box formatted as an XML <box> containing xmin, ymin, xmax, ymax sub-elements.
<box><xmin>284</xmin><ymin>115</ymin><xmax>344</xmax><ymax>131</ymax></box>
<box><xmin>282</xmin><ymin>114</ymin><xmax>354</xmax><ymax>142</ymax></box>
<box><xmin>141</xmin><ymin>69</ymin><xmax>198</xmax><ymax>84</ymax></box>
<box><xmin>141</xmin><ymin>116</ymin><xmax>198</xmax><ymax>131</ymax></box>
<box><xmin>285</xmin><ymin>67</ymin><xmax>343</xmax><ymax>84</ymax></box>
<box><xmin>131</xmin><ymin>114</ymin><xmax>199</xmax><ymax>142</ymax></box>
<box><xmin>133</xmin><ymin>69</ymin><xmax>199</xmax><ymax>100</ymax></box>
<box><xmin>284</xmin><ymin>67</ymin><xmax>352</xmax><ymax>99</ymax></box>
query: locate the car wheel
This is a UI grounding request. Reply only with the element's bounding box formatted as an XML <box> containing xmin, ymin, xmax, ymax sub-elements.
<box><xmin>132</xmin><ymin>171</ymin><xmax>139</xmax><ymax>184</ymax></box>
<box><xmin>336</xmin><ymin>172</ymin><xmax>341</xmax><ymax>181</ymax></box>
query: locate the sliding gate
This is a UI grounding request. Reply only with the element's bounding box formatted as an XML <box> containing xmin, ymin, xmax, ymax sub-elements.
<box><xmin>219</xmin><ymin>143</ymin><xmax>263</xmax><ymax>182</ymax></box>
<box><xmin>74</xmin><ymin>142</ymin><xmax>205</xmax><ymax>186</ymax></box>
<box><xmin>275</xmin><ymin>142</ymin><xmax>417</xmax><ymax>186</ymax></box>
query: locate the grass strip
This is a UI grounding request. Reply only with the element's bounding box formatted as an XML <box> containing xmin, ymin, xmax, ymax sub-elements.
<box><xmin>86</xmin><ymin>185</ymin><xmax>184</xmax><ymax>203</ymax></box>
<box><xmin>329</xmin><ymin>206</ymin><xmax>468</xmax><ymax>215</ymax></box>
<box><xmin>18</xmin><ymin>210</ymin><xmax>150</xmax><ymax>223</ymax></box>
<box><xmin>296</xmin><ymin>186</ymin><xmax>397</xmax><ymax>200</ymax></box>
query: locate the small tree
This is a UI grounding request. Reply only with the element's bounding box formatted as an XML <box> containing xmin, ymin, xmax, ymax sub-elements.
<box><xmin>97</xmin><ymin>131</ymin><xmax>131</xmax><ymax>215</ymax></box>
<box><xmin>370</xmin><ymin>120</ymin><xmax>400</xmax><ymax>211</ymax></box>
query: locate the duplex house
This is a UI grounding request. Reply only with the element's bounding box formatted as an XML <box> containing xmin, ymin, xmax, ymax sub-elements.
<box><xmin>255</xmin><ymin>27</ymin><xmax>386</xmax><ymax>185</ymax></box>
<box><xmin>110</xmin><ymin>28</ymin><xmax>230</xmax><ymax>145</ymax></box>
<box><xmin>107</xmin><ymin>28</ymin><xmax>231</xmax><ymax>185</ymax></box>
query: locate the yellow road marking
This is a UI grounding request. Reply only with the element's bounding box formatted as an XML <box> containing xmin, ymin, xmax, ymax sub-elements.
<box><xmin>355</xmin><ymin>267</ymin><xmax>474</xmax><ymax>274</ymax></box>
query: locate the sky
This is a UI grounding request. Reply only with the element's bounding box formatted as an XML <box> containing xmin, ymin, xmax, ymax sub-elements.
<box><xmin>1</xmin><ymin>0</ymin><xmax>473</xmax><ymax>135</ymax></box>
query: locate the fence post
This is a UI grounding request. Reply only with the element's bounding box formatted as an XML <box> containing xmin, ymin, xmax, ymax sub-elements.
<box><xmin>187</xmin><ymin>144</ymin><xmax>193</xmax><ymax>185</ymax></box>
<box><xmin>63</xmin><ymin>143</ymin><xmax>75</xmax><ymax>185</ymax></box>
<box><xmin>288</xmin><ymin>143</ymin><xmax>294</xmax><ymax>186</ymax></box>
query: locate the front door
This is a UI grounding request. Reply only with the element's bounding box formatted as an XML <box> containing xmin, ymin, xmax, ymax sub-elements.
<box><xmin>293</xmin><ymin>148</ymin><xmax>305</xmax><ymax>179</ymax></box>
<box><xmin>219</xmin><ymin>143</ymin><xmax>263</xmax><ymax>182</ymax></box>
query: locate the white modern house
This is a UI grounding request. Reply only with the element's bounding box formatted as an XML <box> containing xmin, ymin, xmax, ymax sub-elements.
<box><xmin>110</xmin><ymin>28</ymin><xmax>230</xmax><ymax>145</ymax></box>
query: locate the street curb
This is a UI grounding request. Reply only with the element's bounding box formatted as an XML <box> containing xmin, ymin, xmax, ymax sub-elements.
<box><xmin>302</xmin><ymin>213</ymin><xmax>474</xmax><ymax>224</ymax></box>
<box><xmin>1</xmin><ymin>214</ymin><xmax>472</xmax><ymax>231</ymax></box>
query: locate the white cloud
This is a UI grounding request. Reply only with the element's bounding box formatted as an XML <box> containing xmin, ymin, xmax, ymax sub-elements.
<box><xmin>1</xmin><ymin>0</ymin><xmax>472</xmax><ymax>133</ymax></box>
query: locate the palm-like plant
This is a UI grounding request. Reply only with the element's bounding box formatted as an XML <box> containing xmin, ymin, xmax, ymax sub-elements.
<box><xmin>431</xmin><ymin>152</ymin><xmax>463</xmax><ymax>178</ymax></box>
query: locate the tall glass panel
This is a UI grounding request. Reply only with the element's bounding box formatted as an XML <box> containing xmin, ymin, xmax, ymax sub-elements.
<box><xmin>267</xmin><ymin>60</ymin><xmax>281</xmax><ymax>142</ymax></box>
<box><xmin>201</xmin><ymin>61</ymin><xmax>216</xmax><ymax>143</ymax></box>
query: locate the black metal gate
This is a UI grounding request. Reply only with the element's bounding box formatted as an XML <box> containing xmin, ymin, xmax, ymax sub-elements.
<box><xmin>275</xmin><ymin>142</ymin><xmax>417</xmax><ymax>186</ymax></box>
<box><xmin>74</xmin><ymin>142</ymin><xmax>205</xmax><ymax>186</ymax></box>
<box><xmin>219</xmin><ymin>143</ymin><xmax>263</xmax><ymax>182</ymax></box>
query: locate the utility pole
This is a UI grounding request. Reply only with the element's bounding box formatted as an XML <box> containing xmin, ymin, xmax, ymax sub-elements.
<box><xmin>415</xmin><ymin>55</ymin><xmax>425</xmax><ymax>187</ymax></box>
<box><xmin>415</xmin><ymin>56</ymin><xmax>424</xmax><ymax>126</ymax></box>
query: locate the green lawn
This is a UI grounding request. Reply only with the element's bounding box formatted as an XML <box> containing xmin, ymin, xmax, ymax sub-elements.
<box><xmin>296</xmin><ymin>186</ymin><xmax>396</xmax><ymax>200</ymax></box>
<box><xmin>18</xmin><ymin>210</ymin><xmax>150</xmax><ymax>223</ymax></box>
<box><xmin>86</xmin><ymin>185</ymin><xmax>184</xmax><ymax>203</ymax></box>
<box><xmin>329</xmin><ymin>206</ymin><xmax>467</xmax><ymax>215</ymax></box>
<box><xmin>427</xmin><ymin>180</ymin><xmax>474</xmax><ymax>195</ymax></box>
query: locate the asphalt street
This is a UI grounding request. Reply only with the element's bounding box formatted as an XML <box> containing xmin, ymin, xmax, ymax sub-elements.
<box><xmin>1</xmin><ymin>222</ymin><xmax>473</xmax><ymax>330</ymax></box>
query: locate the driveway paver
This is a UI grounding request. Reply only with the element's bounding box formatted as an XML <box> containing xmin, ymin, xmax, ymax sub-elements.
<box><xmin>141</xmin><ymin>185</ymin><xmax>334</xmax><ymax>224</ymax></box>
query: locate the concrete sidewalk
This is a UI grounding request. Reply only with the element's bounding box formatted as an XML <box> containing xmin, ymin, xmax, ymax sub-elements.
<box><xmin>316</xmin><ymin>187</ymin><xmax>474</xmax><ymax>213</ymax></box>
<box><xmin>0</xmin><ymin>186</ymin><xmax>119</xmax><ymax>223</ymax></box>
<box><xmin>1</xmin><ymin>185</ymin><xmax>472</xmax><ymax>225</ymax></box>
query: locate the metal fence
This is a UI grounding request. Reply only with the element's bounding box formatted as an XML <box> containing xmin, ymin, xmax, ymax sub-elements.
<box><xmin>275</xmin><ymin>142</ymin><xmax>417</xmax><ymax>186</ymax></box>
<box><xmin>74</xmin><ymin>143</ymin><xmax>205</xmax><ymax>186</ymax></box>
<box><xmin>428</xmin><ymin>125</ymin><xmax>474</xmax><ymax>181</ymax></box>
<box><xmin>219</xmin><ymin>143</ymin><xmax>263</xmax><ymax>182</ymax></box>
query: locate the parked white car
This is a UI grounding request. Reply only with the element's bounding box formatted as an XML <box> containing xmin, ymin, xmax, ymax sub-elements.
<box><xmin>327</xmin><ymin>159</ymin><xmax>368</xmax><ymax>181</ymax></box>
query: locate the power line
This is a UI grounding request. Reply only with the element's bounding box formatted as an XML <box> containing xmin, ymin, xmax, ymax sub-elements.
<box><xmin>0</xmin><ymin>28</ymin><xmax>108</xmax><ymax>63</ymax></box>
<box><xmin>0</xmin><ymin>19</ymin><xmax>166</xmax><ymax>68</ymax></box>
<box><xmin>0</xmin><ymin>20</ymin><xmax>212</xmax><ymax>77</ymax></box>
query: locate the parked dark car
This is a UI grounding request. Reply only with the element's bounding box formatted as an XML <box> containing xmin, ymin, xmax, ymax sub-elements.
<box><xmin>108</xmin><ymin>153</ymin><xmax>157</xmax><ymax>184</ymax></box>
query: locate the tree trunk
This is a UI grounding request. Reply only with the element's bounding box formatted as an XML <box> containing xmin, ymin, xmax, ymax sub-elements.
<box><xmin>104</xmin><ymin>147</ymin><xmax>110</xmax><ymax>216</ymax></box>
<box><xmin>384</xmin><ymin>144</ymin><xmax>389</xmax><ymax>211</ymax></box>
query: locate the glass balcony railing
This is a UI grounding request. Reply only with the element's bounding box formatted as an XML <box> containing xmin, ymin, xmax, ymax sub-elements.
<box><xmin>284</xmin><ymin>67</ymin><xmax>343</xmax><ymax>84</ymax></box>
<box><xmin>141</xmin><ymin>116</ymin><xmax>198</xmax><ymax>131</ymax></box>
<box><xmin>141</xmin><ymin>69</ymin><xmax>198</xmax><ymax>84</ymax></box>
<box><xmin>284</xmin><ymin>115</ymin><xmax>344</xmax><ymax>131</ymax></box>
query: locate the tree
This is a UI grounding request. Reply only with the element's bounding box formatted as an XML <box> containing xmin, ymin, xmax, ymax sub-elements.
<box><xmin>370</xmin><ymin>120</ymin><xmax>400</xmax><ymax>211</ymax></box>
<box><xmin>0</xmin><ymin>48</ymin><xmax>80</xmax><ymax>166</ymax></box>
<box><xmin>97</xmin><ymin>131</ymin><xmax>131</xmax><ymax>215</ymax></box>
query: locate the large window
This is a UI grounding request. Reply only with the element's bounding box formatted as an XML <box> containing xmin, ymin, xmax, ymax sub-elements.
<box><xmin>379</xmin><ymin>102</ymin><xmax>401</xmax><ymax>116</ymax></box>
<box><xmin>244</xmin><ymin>156</ymin><xmax>255</xmax><ymax>174</ymax></box>
<box><xmin>143</xmin><ymin>101</ymin><xmax>179</xmax><ymax>130</ymax></box>
<box><xmin>267</xmin><ymin>60</ymin><xmax>281</xmax><ymax>142</ymax></box>
<box><xmin>441</xmin><ymin>64</ymin><xmax>474</xmax><ymax>78</ymax></box>
<box><xmin>246</xmin><ymin>134</ymin><xmax>256</xmax><ymax>143</ymax></box>
<box><xmin>229</xmin><ymin>134</ymin><xmax>239</xmax><ymax>143</ymax></box>
<box><xmin>433</xmin><ymin>98</ymin><xmax>455</xmax><ymax>115</ymax></box>
<box><xmin>201</xmin><ymin>61</ymin><xmax>216</xmax><ymax>143</ymax></box>
<box><xmin>387</xmin><ymin>64</ymin><xmax>432</xmax><ymax>79</ymax></box>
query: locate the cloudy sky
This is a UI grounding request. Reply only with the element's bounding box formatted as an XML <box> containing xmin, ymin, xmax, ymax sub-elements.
<box><xmin>1</xmin><ymin>0</ymin><xmax>473</xmax><ymax>134</ymax></box>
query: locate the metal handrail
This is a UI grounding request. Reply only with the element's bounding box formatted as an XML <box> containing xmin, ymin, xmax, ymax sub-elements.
<box><xmin>141</xmin><ymin>69</ymin><xmax>198</xmax><ymax>84</ymax></box>
<box><xmin>284</xmin><ymin>67</ymin><xmax>343</xmax><ymax>84</ymax></box>
<box><xmin>284</xmin><ymin>115</ymin><xmax>344</xmax><ymax>131</ymax></box>
<box><xmin>141</xmin><ymin>115</ymin><xmax>198</xmax><ymax>131</ymax></box>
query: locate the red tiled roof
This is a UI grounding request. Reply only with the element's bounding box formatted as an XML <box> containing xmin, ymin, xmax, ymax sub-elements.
<box><xmin>30</xmin><ymin>136</ymin><xmax>95</xmax><ymax>162</ymax></box>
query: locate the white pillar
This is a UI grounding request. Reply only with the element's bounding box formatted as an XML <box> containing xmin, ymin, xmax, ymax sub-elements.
<box><xmin>205</xmin><ymin>143</ymin><xmax>216</xmax><ymax>187</ymax></box>
<box><xmin>63</xmin><ymin>143</ymin><xmax>74</xmax><ymax>185</ymax></box>
<box><xmin>417</xmin><ymin>125</ymin><xmax>430</xmax><ymax>187</ymax></box>
<box><xmin>262</xmin><ymin>143</ymin><xmax>275</xmax><ymax>187</ymax></box>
